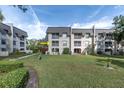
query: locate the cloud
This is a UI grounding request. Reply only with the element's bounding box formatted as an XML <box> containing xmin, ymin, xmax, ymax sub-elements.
<box><xmin>71</xmin><ymin>16</ymin><xmax>113</xmax><ymax>29</ymax></box>
<box><xmin>16</xmin><ymin>21</ymin><xmax>48</xmax><ymax>39</ymax></box>
<box><xmin>0</xmin><ymin>5</ymin><xmax>48</xmax><ymax>39</ymax></box>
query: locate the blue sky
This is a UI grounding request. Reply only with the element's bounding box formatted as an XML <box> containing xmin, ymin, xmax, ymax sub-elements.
<box><xmin>0</xmin><ymin>5</ymin><xmax>124</xmax><ymax>39</ymax></box>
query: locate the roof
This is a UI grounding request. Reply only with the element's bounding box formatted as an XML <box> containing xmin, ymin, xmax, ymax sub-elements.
<box><xmin>72</xmin><ymin>29</ymin><xmax>92</xmax><ymax>34</ymax></box>
<box><xmin>0</xmin><ymin>23</ymin><xmax>28</xmax><ymax>37</ymax></box>
<box><xmin>47</xmin><ymin>27</ymin><xmax>114</xmax><ymax>35</ymax></box>
<box><xmin>13</xmin><ymin>26</ymin><xmax>28</xmax><ymax>37</ymax></box>
<box><xmin>47</xmin><ymin>27</ymin><xmax>71</xmax><ymax>35</ymax></box>
<box><xmin>0</xmin><ymin>23</ymin><xmax>11</xmax><ymax>35</ymax></box>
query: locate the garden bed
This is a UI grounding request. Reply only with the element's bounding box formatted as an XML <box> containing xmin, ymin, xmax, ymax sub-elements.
<box><xmin>0</xmin><ymin>61</ymin><xmax>29</xmax><ymax>88</ymax></box>
<box><xmin>0</xmin><ymin>68</ymin><xmax>29</xmax><ymax>88</ymax></box>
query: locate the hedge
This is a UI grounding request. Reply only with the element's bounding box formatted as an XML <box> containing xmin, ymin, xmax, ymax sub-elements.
<box><xmin>63</xmin><ymin>48</ymin><xmax>70</xmax><ymax>54</ymax></box>
<box><xmin>0</xmin><ymin>61</ymin><xmax>24</xmax><ymax>73</ymax></box>
<box><xmin>0</xmin><ymin>68</ymin><xmax>29</xmax><ymax>88</ymax></box>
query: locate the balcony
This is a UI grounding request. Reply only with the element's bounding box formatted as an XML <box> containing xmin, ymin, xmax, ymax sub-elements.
<box><xmin>52</xmin><ymin>41</ymin><xmax>59</xmax><ymax>46</ymax></box>
<box><xmin>74</xmin><ymin>41</ymin><xmax>81</xmax><ymax>47</ymax></box>
<box><xmin>20</xmin><ymin>42</ymin><xmax>25</xmax><ymax>47</ymax></box>
<box><xmin>105</xmin><ymin>33</ymin><xmax>113</xmax><ymax>40</ymax></box>
<box><xmin>74</xmin><ymin>33</ymin><xmax>82</xmax><ymax>39</ymax></box>
<box><xmin>52</xmin><ymin>33</ymin><xmax>59</xmax><ymax>39</ymax></box>
<box><xmin>105</xmin><ymin>36</ymin><xmax>113</xmax><ymax>40</ymax></box>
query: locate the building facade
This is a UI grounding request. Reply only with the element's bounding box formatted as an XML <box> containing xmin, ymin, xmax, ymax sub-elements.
<box><xmin>0</xmin><ymin>23</ymin><xmax>28</xmax><ymax>56</ymax></box>
<box><xmin>47</xmin><ymin>26</ymin><xmax>121</xmax><ymax>55</ymax></box>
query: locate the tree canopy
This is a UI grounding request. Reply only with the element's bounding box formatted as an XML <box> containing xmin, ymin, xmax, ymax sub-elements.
<box><xmin>0</xmin><ymin>11</ymin><xmax>4</xmax><ymax>22</ymax></box>
<box><xmin>113</xmin><ymin>15</ymin><xmax>124</xmax><ymax>44</ymax></box>
<box><xmin>13</xmin><ymin>5</ymin><xmax>28</xmax><ymax>13</ymax></box>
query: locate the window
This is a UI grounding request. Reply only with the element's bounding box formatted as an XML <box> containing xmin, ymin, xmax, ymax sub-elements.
<box><xmin>52</xmin><ymin>41</ymin><xmax>59</xmax><ymax>46</ymax></box>
<box><xmin>20</xmin><ymin>48</ymin><xmax>24</xmax><ymax>51</ymax></box>
<box><xmin>52</xmin><ymin>48</ymin><xmax>59</xmax><ymax>52</ymax></box>
<box><xmin>62</xmin><ymin>32</ymin><xmax>67</xmax><ymax>38</ymax></box>
<box><xmin>20</xmin><ymin>42</ymin><xmax>24</xmax><ymax>47</ymax></box>
<box><xmin>98</xmin><ymin>33</ymin><xmax>104</xmax><ymax>39</ymax></box>
<box><xmin>4</xmin><ymin>29</ymin><xmax>8</xmax><ymax>33</ymax></box>
<box><xmin>85</xmin><ymin>33</ymin><xmax>90</xmax><ymax>38</ymax></box>
<box><xmin>74</xmin><ymin>41</ymin><xmax>81</xmax><ymax>46</ymax></box>
<box><xmin>105</xmin><ymin>33</ymin><xmax>113</xmax><ymax>39</ymax></box>
<box><xmin>15</xmin><ymin>33</ymin><xmax>19</xmax><ymax>37</ymax></box>
<box><xmin>105</xmin><ymin>42</ymin><xmax>112</xmax><ymax>47</ymax></box>
<box><xmin>74</xmin><ymin>33</ymin><xmax>82</xmax><ymax>39</ymax></box>
<box><xmin>20</xmin><ymin>35</ymin><xmax>25</xmax><ymax>41</ymax></box>
<box><xmin>1</xmin><ymin>39</ymin><xmax>6</xmax><ymax>45</ymax></box>
<box><xmin>62</xmin><ymin>41</ymin><xmax>67</xmax><ymax>46</ymax></box>
<box><xmin>13</xmin><ymin>41</ymin><xmax>16</xmax><ymax>45</ymax></box>
<box><xmin>1</xmin><ymin>48</ymin><xmax>6</xmax><ymax>51</ymax></box>
<box><xmin>52</xmin><ymin>33</ymin><xmax>59</xmax><ymax>39</ymax></box>
<box><xmin>1</xmin><ymin>30</ymin><xmax>6</xmax><ymax>36</ymax></box>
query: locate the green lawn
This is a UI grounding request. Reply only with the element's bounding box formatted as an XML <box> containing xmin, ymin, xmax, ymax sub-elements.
<box><xmin>17</xmin><ymin>54</ymin><xmax>124</xmax><ymax>88</ymax></box>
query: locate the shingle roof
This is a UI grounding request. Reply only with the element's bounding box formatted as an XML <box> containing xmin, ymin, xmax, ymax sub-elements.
<box><xmin>47</xmin><ymin>27</ymin><xmax>71</xmax><ymax>35</ymax></box>
<box><xmin>47</xmin><ymin>27</ymin><xmax>114</xmax><ymax>35</ymax></box>
<box><xmin>0</xmin><ymin>23</ymin><xmax>28</xmax><ymax>37</ymax></box>
<box><xmin>0</xmin><ymin>23</ymin><xmax>11</xmax><ymax>35</ymax></box>
<box><xmin>13</xmin><ymin>26</ymin><xmax>28</xmax><ymax>37</ymax></box>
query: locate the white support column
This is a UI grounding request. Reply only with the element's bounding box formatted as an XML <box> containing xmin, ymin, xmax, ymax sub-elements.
<box><xmin>48</xmin><ymin>34</ymin><xmax>52</xmax><ymax>54</ymax></box>
<box><xmin>7</xmin><ymin>23</ymin><xmax>14</xmax><ymax>53</ymax></box>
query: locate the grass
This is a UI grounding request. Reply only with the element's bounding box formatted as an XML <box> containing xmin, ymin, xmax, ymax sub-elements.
<box><xmin>16</xmin><ymin>54</ymin><xmax>124</xmax><ymax>88</ymax></box>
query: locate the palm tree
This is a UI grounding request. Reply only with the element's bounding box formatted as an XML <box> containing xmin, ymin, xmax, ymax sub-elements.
<box><xmin>0</xmin><ymin>11</ymin><xmax>4</xmax><ymax>22</ymax></box>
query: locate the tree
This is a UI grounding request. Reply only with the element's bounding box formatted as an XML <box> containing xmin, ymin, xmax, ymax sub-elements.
<box><xmin>113</xmin><ymin>15</ymin><xmax>124</xmax><ymax>54</ymax></box>
<box><xmin>113</xmin><ymin>15</ymin><xmax>124</xmax><ymax>44</ymax></box>
<box><xmin>27</xmin><ymin>39</ymin><xmax>39</xmax><ymax>53</ymax></box>
<box><xmin>13</xmin><ymin>5</ymin><xmax>28</xmax><ymax>13</ymax></box>
<box><xmin>0</xmin><ymin>11</ymin><xmax>4</xmax><ymax>22</ymax></box>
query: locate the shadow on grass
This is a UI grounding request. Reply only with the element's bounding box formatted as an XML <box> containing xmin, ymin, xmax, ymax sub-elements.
<box><xmin>96</xmin><ymin>58</ymin><xmax>124</xmax><ymax>68</ymax></box>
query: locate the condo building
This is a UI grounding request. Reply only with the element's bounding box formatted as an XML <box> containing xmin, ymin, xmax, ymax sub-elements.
<box><xmin>0</xmin><ymin>23</ymin><xmax>28</xmax><ymax>56</ymax></box>
<box><xmin>47</xmin><ymin>26</ymin><xmax>120</xmax><ymax>55</ymax></box>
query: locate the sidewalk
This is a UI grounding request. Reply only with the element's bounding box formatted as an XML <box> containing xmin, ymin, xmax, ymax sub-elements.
<box><xmin>9</xmin><ymin>53</ymin><xmax>38</xmax><ymax>61</ymax></box>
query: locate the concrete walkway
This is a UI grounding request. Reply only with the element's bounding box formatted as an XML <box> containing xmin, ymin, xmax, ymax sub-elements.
<box><xmin>9</xmin><ymin>53</ymin><xmax>38</xmax><ymax>61</ymax></box>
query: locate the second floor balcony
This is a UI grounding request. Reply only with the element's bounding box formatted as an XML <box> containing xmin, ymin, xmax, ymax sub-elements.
<box><xmin>52</xmin><ymin>41</ymin><xmax>59</xmax><ymax>46</ymax></box>
<box><xmin>105</xmin><ymin>42</ymin><xmax>113</xmax><ymax>48</ymax></box>
<box><xmin>74</xmin><ymin>41</ymin><xmax>81</xmax><ymax>47</ymax></box>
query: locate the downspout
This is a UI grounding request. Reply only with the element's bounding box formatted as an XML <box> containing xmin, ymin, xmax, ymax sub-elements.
<box><xmin>92</xmin><ymin>25</ymin><xmax>95</xmax><ymax>54</ymax></box>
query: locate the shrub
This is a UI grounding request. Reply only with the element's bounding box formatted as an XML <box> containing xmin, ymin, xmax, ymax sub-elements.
<box><xmin>63</xmin><ymin>48</ymin><xmax>70</xmax><ymax>54</ymax></box>
<box><xmin>97</xmin><ymin>51</ymin><xmax>103</xmax><ymax>55</ymax></box>
<box><xmin>0</xmin><ymin>61</ymin><xmax>24</xmax><ymax>73</ymax></box>
<box><xmin>119</xmin><ymin>50</ymin><xmax>124</xmax><ymax>55</ymax></box>
<box><xmin>10</xmin><ymin>51</ymin><xmax>26</xmax><ymax>56</ymax></box>
<box><xmin>0</xmin><ymin>68</ymin><xmax>29</xmax><ymax>88</ymax></box>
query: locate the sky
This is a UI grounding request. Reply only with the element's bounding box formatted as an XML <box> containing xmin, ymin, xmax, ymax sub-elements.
<box><xmin>0</xmin><ymin>5</ymin><xmax>124</xmax><ymax>39</ymax></box>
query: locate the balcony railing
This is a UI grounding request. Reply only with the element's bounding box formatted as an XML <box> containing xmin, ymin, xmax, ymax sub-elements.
<box><xmin>74</xmin><ymin>42</ymin><xmax>81</xmax><ymax>46</ymax></box>
<box><xmin>52</xmin><ymin>36</ymin><xmax>59</xmax><ymax>39</ymax></box>
<box><xmin>74</xmin><ymin>36</ymin><xmax>82</xmax><ymax>39</ymax></box>
<box><xmin>52</xmin><ymin>43</ymin><xmax>59</xmax><ymax>46</ymax></box>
